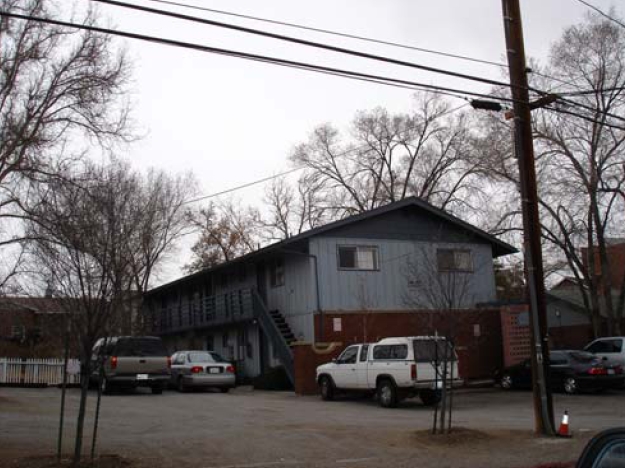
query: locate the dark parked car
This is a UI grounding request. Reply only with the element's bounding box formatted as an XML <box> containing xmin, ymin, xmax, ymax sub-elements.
<box><xmin>91</xmin><ymin>336</ymin><xmax>171</xmax><ymax>394</ymax></box>
<box><xmin>495</xmin><ymin>350</ymin><xmax>624</xmax><ymax>394</ymax></box>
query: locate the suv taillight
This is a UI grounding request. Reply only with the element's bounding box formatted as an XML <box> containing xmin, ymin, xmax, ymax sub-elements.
<box><xmin>167</xmin><ymin>356</ymin><xmax>172</xmax><ymax>369</ymax></box>
<box><xmin>226</xmin><ymin>365</ymin><xmax>235</xmax><ymax>374</ymax></box>
<box><xmin>190</xmin><ymin>366</ymin><xmax>203</xmax><ymax>374</ymax></box>
<box><xmin>110</xmin><ymin>356</ymin><xmax>117</xmax><ymax>370</ymax></box>
<box><xmin>411</xmin><ymin>363</ymin><xmax>417</xmax><ymax>380</ymax></box>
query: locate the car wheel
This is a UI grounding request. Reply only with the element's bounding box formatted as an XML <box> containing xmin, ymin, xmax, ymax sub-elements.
<box><xmin>219</xmin><ymin>387</ymin><xmax>230</xmax><ymax>393</ymax></box>
<box><xmin>500</xmin><ymin>374</ymin><xmax>514</xmax><ymax>390</ymax></box>
<box><xmin>177</xmin><ymin>376</ymin><xmax>187</xmax><ymax>393</ymax></box>
<box><xmin>319</xmin><ymin>376</ymin><xmax>334</xmax><ymax>401</ymax></box>
<box><xmin>564</xmin><ymin>377</ymin><xmax>578</xmax><ymax>395</ymax></box>
<box><xmin>377</xmin><ymin>379</ymin><xmax>398</xmax><ymax>408</ymax></box>
<box><xmin>151</xmin><ymin>385</ymin><xmax>163</xmax><ymax>395</ymax></box>
<box><xmin>419</xmin><ymin>389</ymin><xmax>442</xmax><ymax>406</ymax></box>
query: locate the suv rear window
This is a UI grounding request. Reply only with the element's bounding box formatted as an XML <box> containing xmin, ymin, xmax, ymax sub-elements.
<box><xmin>413</xmin><ymin>340</ymin><xmax>457</xmax><ymax>362</ymax></box>
<box><xmin>114</xmin><ymin>338</ymin><xmax>168</xmax><ymax>357</ymax></box>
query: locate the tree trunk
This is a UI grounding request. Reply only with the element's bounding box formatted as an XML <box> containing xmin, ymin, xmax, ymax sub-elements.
<box><xmin>72</xmin><ymin>362</ymin><xmax>91</xmax><ymax>467</ymax></box>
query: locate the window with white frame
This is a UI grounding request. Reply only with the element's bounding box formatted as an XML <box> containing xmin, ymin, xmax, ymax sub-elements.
<box><xmin>337</xmin><ymin>245</ymin><xmax>379</xmax><ymax>271</ymax></box>
<box><xmin>436</xmin><ymin>249</ymin><xmax>473</xmax><ymax>272</ymax></box>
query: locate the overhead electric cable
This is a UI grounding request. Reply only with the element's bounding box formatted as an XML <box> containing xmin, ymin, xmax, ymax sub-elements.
<box><xmin>141</xmin><ymin>0</ymin><xmax>507</xmax><ymax>68</ymax></box>
<box><xmin>544</xmin><ymin>106</ymin><xmax>625</xmax><ymax>131</ymax></box>
<box><xmin>556</xmin><ymin>96</ymin><xmax>625</xmax><ymax>124</ymax></box>
<box><xmin>138</xmin><ymin>0</ymin><xmax>581</xmax><ymax>91</ymax></box>
<box><xmin>573</xmin><ymin>0</ymin><xmax>625</xmax><ymax>30</ymax></box>
<box><xmin>0</xmin><ymin>11</ymin><xmax>522</xmax><ymax>104</ymax></box>
<box><xmin>90</xmin><ymin>0</ymin><xmax>535</xmax><ymax>93</ymax></box>
<box><xmin>558</xmin><ymin>86</ymin><xmax>625</xmax><ymax>96</ymax></box>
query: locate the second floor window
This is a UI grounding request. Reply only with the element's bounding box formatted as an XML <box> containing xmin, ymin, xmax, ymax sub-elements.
<box><xmin>337</xmin><ymin>245</ymin><xmax>379</xmax><ymax>270</ymax></box>
<box><xmin>270</xmin><ymin>258</ymin><xmax>285</xmax><ymax>287</ymax></box>
<box><xmin>436</xmin><ymin>248</ymin><xmax>472</xmax><ymax>272</ymax></box>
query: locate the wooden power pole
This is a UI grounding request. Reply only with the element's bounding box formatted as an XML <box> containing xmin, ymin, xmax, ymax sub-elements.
<box><xmin>501</xmin><ymin>0</ymin><xmax>555</xmax><ymax>435</ymax></box>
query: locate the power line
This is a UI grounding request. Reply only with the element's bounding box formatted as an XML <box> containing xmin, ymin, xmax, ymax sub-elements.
<box><xmin>544</xmin><ymin>105</ymin><xmax>625</xmax><ymax>131</ymax></box>
<box><xmin>91</xmin><ymin>0</ymin><xmax>533</xmax><ymax>93</ymax></box>
<box><xmin>141</xmin><ymin>0</ymin><xmax>507</xmax><ymax>68</ymax></box>
<box><xmin>573</xmin><ymin>0</ymin><xmax>625</xmax><ymax>30</ymax></box>
<box><xmin>102</xmin><ymin>0</ymin><xmax>625</xmax><ymax>121</ymax></box>
<box><xmin>139</xmin><ymin>0</ymin><xmax>580</xmax><ymax>92</ymax></box>
<box><xmin>556</xmin><ymin>95</ymin><xmax>625</xmax><ymax>124</ymax></box>
<box><xmin>0</xmin><ymin>11</ymin><xmax>523</xmax><ymax>104</ymax></box>
<box><xmin>558</xmin><ymin>86</ymin><xmax>625</xmax><ymax>96</ymax></box>
<box><xmin>182</xmin><ymin>103</ymin><xmax>470</xmax><ymax>205</ymax></box>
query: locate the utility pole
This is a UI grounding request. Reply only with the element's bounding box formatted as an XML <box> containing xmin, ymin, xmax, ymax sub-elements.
<box><xmin>501</xmin><ymin>0</ymin><xmax>555</xmax><ymax>435</ymax></box>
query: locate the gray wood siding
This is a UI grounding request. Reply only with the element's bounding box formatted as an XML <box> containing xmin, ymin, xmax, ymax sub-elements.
<box><xmin>310</xmin><ymin>237</ymin><xmax>497</xmax><ymax>311</ymax></box>
<box><xmin>263</xmin><ymin>254</ymin><xmax>316</xmax><ymax>341</ymax></box>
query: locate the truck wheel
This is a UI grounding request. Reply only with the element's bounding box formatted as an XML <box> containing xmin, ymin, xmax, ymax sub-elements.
<box><xmin>419</xmin><ymin>389</ymin><xmax>441</xmax><ymax>406</ymax></box>
<box><xmin>377</xmin><ymin>379</ymin><xmax>398</xmax><ymax>408</ymax></box>
<box><xmin>219</xmin><ymin>387</ymin><xmax>230</xmax><ymax>393</ymax></box>
<box><xmin>151</xmin><ymin>384</ymin><xmax>163</xmax><ymax>395</ymax></box>
<box><xmin>319</xmin><ymin>376</ymin><xmax>335</xmax><ymax>401</ymax></box>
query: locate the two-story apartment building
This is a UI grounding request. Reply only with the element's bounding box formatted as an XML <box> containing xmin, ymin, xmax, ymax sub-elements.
<box><xmin>143</xmin><ymin>197</ymin><xmax>517</xmax><ymax>384</ymax></box>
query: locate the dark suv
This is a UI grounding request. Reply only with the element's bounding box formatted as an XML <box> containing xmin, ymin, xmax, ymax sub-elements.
<box><xmin>91</xmin><ymin>336</ymin><xmax>171</xmax><ymax>394</ymax></box>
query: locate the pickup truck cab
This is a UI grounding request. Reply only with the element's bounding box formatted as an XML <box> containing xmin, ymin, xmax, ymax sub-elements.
<box><xmin>316</xmin><ymin>336</ymin><xmax>461</xmax><ymax>408</ymax></box>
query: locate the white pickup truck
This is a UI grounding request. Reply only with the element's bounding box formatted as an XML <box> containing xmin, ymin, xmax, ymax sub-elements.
<box><xmin>316</xmin><ymin>336</ymin><xmax>461</xmax><ymax>408</ymax></box>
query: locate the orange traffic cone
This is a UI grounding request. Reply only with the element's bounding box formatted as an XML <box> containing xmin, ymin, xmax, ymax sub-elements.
<box><xmin>557</xmin><ymin>410</ymin><xmax>571</xmax><ymax>437</ymax></box>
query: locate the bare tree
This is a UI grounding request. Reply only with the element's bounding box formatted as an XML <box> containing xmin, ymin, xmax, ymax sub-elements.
<box><xmin>262</xmin><ymin>175</ymin><xmax>326</xmax><ymax>241</ymax></box>
<box><xmin>185</xmin><ymin>200</ymin><xmax>261</xmax><ymax>273</ymax></box>
<box><xmin>28</xmin><ymin>161</ymin><xmax>135</xmax><ymax>466</ymax></box>
<box><xmin>126</xmin><ymin>168</ymin><xmax>197</xmax><ymax>332</ymax></box>
<box><xmin>475</xmin><ymin>12</ymin><xmax>625</xmax><ymax>336</ymax></box>
<box><xmin>0</xmin><ymin>0</ymin><xmax>131</xmax><ymax>291</ymax></box>
<box><xmin>403</xmin><ymin>244</ymin><xmax>480</xmax><ymax>435</ymax></box>
<box><xmin>291</xmin><ymin>93</ymin><xmax>484</xmax><ymax>220</ymax></box>
<box><xmin>27</xmin><ymin>158</ymin><xmax>193</xmax><ymax>466</ymax></box>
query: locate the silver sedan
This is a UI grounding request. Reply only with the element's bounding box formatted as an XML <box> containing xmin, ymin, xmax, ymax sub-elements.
<box><xmin>170</xmin><ymin>350</ymin><xmax>236</xmax><ymax>392</ymax></box>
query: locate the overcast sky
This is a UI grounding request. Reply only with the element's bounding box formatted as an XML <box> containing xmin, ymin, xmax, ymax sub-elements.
<box><xmin>87</xmin><ymin>0</ymin><xmax>623</xmax><ymax>284</ymax></box>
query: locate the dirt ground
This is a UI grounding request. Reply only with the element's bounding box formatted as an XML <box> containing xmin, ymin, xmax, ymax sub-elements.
<box><xmin>1</xmin><ymin>386</ymin><xmax>622</xmax><ymax>468</ymax></box>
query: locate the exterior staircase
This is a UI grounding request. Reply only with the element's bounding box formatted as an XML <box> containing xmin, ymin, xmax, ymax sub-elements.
<box><xmin>251</xmin><ymin>290</ymin><xmax>295</xmax><ymax>385</ymax></box>
<box><xmin>270</xmin><ymin>309</ymin><xmax>296</xmax><ymax>345</ymax></box>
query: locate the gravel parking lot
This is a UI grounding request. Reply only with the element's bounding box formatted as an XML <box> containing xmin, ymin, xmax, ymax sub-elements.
<box><xmin>1</xmin><ymin>386</ymin><xmax>624</xmax><ymax>468</ymax></box>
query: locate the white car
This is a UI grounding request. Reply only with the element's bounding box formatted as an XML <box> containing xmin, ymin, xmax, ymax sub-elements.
<box><xmin>584</xmin><ymin>337</ymin><xmax>625</xmax><ymax>367</ymax></box>
<box><xmin>170</xmin><ymin>350</ymin><xmax>236</xmax><ymax>392</ymax></box>
<box><xmin>316</xmin><ymin>336</ymin><xmax>462</xmax><ymax>408</ymax></box>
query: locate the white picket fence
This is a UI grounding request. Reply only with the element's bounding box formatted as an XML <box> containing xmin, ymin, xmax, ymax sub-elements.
<box><xmin>0</xmin><ymin>358</ymin><xmax>81</xmax><ymax>386</ymax></box>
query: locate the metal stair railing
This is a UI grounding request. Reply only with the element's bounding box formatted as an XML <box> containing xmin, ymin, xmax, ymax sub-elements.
<box><xmin>251</xmin><ymin>289</ymin><xmax>294</xmax><ymax>385</ymax></box>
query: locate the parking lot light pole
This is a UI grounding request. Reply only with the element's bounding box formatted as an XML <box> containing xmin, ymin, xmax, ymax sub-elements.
<box><xmin>501</xmin><ymin>0</ymin><xmax>555</xmax><ymax>436</ymax></box>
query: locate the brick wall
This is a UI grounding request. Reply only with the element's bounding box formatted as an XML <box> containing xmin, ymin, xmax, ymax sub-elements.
<box><xmin>312</xmin><ymin>308</ymin><xmax>503</xmax><ymax>382</ymax></box>
<box><xmin>500</xmin><ymin>305</ymin><xmax>531</xmax><ymax>367</ymax></box>
<box><xmin>582</xmin><ymin>242</ymin><xmax>625</xmax><ymax>293</ymax></box>
<box><xmin>292</xmin><ymin>342</ymin><xmax>344</xmax><ymax>395</ymax></box>
<box><xmin>500</xmin><ymin>305</ymin><xmax>595</xmax><ymax>367</ymax></box>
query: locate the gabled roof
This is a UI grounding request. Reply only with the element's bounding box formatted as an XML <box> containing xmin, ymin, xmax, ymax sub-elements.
<box><xmin>148</xmin><ymin>196</ymin><xmax>517</xmax><ymax>295</ymax></box>
<box><xmin>0</xmin><ymin>297</ymin><xmax>67</xmax><ymax>315</ymax></box>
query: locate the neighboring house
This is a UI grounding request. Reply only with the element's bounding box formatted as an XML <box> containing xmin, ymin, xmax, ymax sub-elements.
<box><xmin>0</xmin><ymin>297</ymin><xmax>68</xmax><ymax>357</ymax></box>
<box><xmin>144</xmin><ymin>197</ymin><xmax>517</xmax><ymax>384</ymax></box>
<box><xmin>582</xmin><ymin>238</ymin><xmax>625</xmax><ymax>293</ymax></box>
